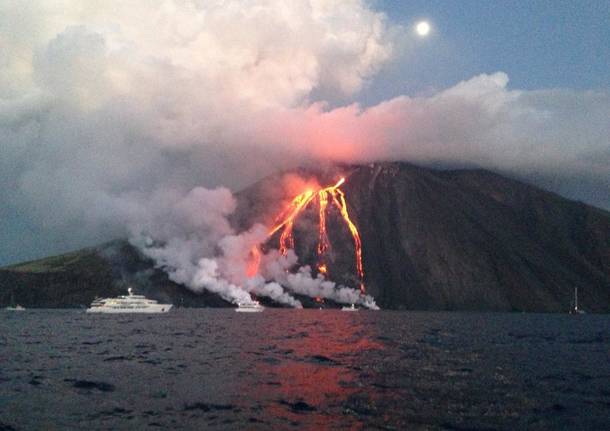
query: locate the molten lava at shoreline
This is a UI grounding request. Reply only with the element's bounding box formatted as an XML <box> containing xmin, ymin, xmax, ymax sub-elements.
<box><xmin>264</xmin><ymin>177</ymin><xmax>365</xmax><ymax>294</ymax></box>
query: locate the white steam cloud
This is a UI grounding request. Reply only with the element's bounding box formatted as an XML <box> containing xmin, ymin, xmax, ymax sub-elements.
<box><xmin>1</xmin><ymin>0</ymin><xmax>609</xmax><ymax>269</ymax></box>
<box><xmin>123</xmin><ymin>184</ymin><xmax>375</xmax><ymax>307</ymax></box>
<box><xmin>121</xmin><ymin>186</ymin><xmax>298</xmax><ymax>306</ymax></box>
<box><xmin>260</xmin><ymin>250</ymin><xmax>379</xmax><ymax>309</ymax></box>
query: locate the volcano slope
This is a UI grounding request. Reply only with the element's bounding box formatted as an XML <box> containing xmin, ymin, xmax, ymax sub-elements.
<box><xmin>2</xmin><ymin>162</ymin><xmax>609</xmax><ymax>311</ymax></box>
<box><xmin>233</xmin><ymin>162</ymin><xmax>610</xmax><ymax>312</ymax></box>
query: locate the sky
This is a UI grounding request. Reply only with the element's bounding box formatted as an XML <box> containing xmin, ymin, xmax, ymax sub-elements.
<box><xmin>1</xmin><ymin>0</ymin><xmax>609</xmax><ymax>266</ymax></box>
<box><xmin>367</xmin><ymin>0</ymin><xmax>610</xmax><ymax>99</ymax></box>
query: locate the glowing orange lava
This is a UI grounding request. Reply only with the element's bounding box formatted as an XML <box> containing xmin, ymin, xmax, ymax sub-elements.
<box><xmin>268</xmin><ymin>189</ymin><xmax>316</xmax><ymax>255</ymax></box>
<box><xmin>268</xmin><ymin>176</ymin><xmax>365</xmax><ymax>294</ymax></box>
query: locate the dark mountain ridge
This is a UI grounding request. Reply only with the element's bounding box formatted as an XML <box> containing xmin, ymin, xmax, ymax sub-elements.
<box><xmin>2</xmin><ymin>162</ymin><xmax>609</xmax><ymax>312</ymax></box>
<box><xmin>346</xmin><ymin>164</ymin><xmax>609</xmax><ymax>311</ymax></box>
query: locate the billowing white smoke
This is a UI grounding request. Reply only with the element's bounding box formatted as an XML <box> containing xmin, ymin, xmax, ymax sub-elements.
<box><xmin>285</xmin><ymin>268</ymin><xmax>379</xmax><ymax>310</ymax></box>
<box><xmin>188</xmin><ymin>259</ymin><xmax>253</xmax><ymax>305</ymax></box>
<box><xmin>125</xmin><ymin>187</ymin><xmax>302</xmax><ymax>306</ymax></box>
<box><xmin>122</xmin><ymin>181</ymin><xmax>376</xmax><ymax>308</ymax></box>
<box><xmin>1</xmin><ymin>0</ymin><xmax>609</xmax><ymax>265</ymax></box>
<box><xmin>245</xmin><ymin>276</ymin><xmax>303</xmax><ymax>309</ymax></box>
<box><xmin>259</xmin><ymin>249</ymin><xmax>379</xmax><ymax>309</ymax></box>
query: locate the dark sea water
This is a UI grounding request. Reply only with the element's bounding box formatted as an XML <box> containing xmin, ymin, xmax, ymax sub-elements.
<box><xmin>1</xmin><ymin>309</ymin><xmax>609</xmax><ymax>430</ymax></box>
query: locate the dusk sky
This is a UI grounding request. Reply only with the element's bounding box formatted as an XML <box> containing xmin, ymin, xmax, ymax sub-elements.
<box><xmin>366</xmin><ymin>1</ymin><xmax>610</xmax><ymax>100</ymax></box>
<box><xmin>1</xmin><ymin>0</ymin><xmax>609</xmax><ymax>266</ymax></box>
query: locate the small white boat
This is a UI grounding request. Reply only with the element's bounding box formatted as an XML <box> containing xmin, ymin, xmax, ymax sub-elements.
<box><xmin>235</xmin><ymin>301</ymin><xmax>264</xmax><ymax>313</ymax></box>
<box><xmin>341</xmin><ymin>304</ymin><xmax>358</xmax><ymax>312</ymax></box>
<box><xmin>86</xmin><ymin>288</ymin><xmax>172</xmax><ymax>314</ymax></box>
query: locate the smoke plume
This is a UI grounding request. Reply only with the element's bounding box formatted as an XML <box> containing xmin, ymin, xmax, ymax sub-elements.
<box><xmin>260</xmin><ymin>249</ymin><xmax>379</xmax><ymax>309</ymax></box>
<box><xmin>122</xmin><ymin>181</ymin><xmax>376</xmax><ymax>307</ymax></box>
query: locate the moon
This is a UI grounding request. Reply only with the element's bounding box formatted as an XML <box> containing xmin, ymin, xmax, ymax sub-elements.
<box><xmin>415</xmin><ymin>21</ymin><xmax>430</xmax><ymax>37</ymax></box>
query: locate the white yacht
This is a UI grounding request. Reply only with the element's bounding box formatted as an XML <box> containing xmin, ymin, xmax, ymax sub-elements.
<box><xmin>235</xmin><ymin>300</ymin><xmax>264</xmax><ymax>313</ymax></box>
<box><xmin>86</xmin><ymin>288</ymin><xmax>173</xmax><ymax>314</ymax></box>
<box><xmin>341</xmin><ymin>304</ymin><xmax>358</xmax><ymax>312</ymax></box>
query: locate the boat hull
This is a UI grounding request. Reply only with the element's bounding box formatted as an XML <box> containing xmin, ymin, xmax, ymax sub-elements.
<box><xmin>86</xmin><ymin>304</ymin><xmax>173</xmax><ymax>313</ymax></box>
<box><xmin>235</xmin><ymin>308</ymin><xmax>264</xmax><ymax>313</ymax></box>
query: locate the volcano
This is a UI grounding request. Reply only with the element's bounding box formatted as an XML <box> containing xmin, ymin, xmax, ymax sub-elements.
<box><xmin>2</xmin><ymin>162</ymin><xmax>609</xmax><ymax>312</ymax></box>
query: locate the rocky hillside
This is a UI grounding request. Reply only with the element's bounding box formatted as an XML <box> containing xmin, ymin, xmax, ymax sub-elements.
<box><xmin>234</xmin><ymin>162</ymin><xmax>610</xmax><ymax>312</ymax></box>
<box><xmin>348</xmin><ymin>163</ymin><xmax>610</xmax><ymax>311</ymax></box>
<box><xmin>2</xmin><ymin>162</ymin><xmax>609</xmax><ymax>311</ymax></box>
<box><xmin>0</xmin><ymin>241</ymin><xmax>230</xmax><ymax>308</ymax></box>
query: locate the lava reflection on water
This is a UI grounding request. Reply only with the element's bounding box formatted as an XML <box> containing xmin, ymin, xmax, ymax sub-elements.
<box><xmin>235</xmin><ymin>310</ymin><xmax>384</xmax><ymax>429</ymax></box>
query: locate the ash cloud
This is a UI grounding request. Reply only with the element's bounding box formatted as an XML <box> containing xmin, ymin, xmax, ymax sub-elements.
<box><xmin>258</xmin><ymin>249</ymin><xmax>379</xmax><ymax>309</ymax></box>
<box><xmin>123</xmin><ymin>185</ymin><xmax>370</xmax><ymax>307</ymax></box>
<box><xmin>124</xmin><ymin>187</ymin><xmax>302</xmax><ymax>306</ymax></box>
<box><xmin>1</xmin><ymin>0</ymin><xmax>609</xmax><ymax>268</ymax></box>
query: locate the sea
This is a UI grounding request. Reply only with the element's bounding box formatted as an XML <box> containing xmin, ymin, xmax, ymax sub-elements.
<box><xmin>1</xmin><ymin>309</ymin><xmax>609</xmax><ymax>430</ymax></box>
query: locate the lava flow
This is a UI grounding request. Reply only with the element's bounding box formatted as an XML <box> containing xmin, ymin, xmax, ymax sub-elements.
<box><xmin>266</xmin><ymin>177</ymin><xmax>365</xmax><ymax>294</ymax></box>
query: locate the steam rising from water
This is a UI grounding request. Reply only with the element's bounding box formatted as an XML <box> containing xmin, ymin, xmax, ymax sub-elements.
<box><xmin>127</xmin><ymin>183</ymin><xmax>377</xmax><ymax>308</ymax></box>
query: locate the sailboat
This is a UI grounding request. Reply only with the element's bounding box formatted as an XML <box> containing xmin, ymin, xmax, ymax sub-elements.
<box><xmin>570</xmin><ymin>287</ymin><xmax>586</xmax><ymax>315</ymax></box>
